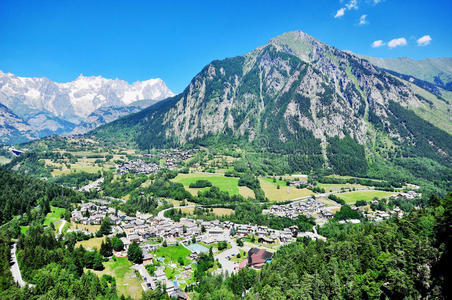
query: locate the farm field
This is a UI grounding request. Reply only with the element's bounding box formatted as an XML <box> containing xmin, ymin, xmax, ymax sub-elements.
<box><xmin>93</xmin><ymin>257</ymin><xmax>142</xmax><ymax>299</ymax></box>
<box><xmin>318</xmin><ymin>183</ymin><xmax>368</xmax><ymax>193</ymax></box>
<box><xmin>338</xmin><ymin>190</ymin><xmax>398</xmax><ymax>204</ymax></box>
<box><xmin>259</xmin><ymin>178</ymin><xmax>314</xmax><ymax>202</ymax></box>
<box><xmin>75</xmin><ymin>237</ymin><xmax>104</xmax><ymax>250</ymax></box>
<box><xmin>43</xmin><ymin>206</ymin><xmax>66</xmax><ymax>226</ymax></box>
<box><xmin>155</xmin><ymin>245</ymin><xmax>191</xmax><ymax>265</ymax></box>
<box><xmin>70</xmin><ymin>223</ymin><xmax>100</xmax><ymax>233</ymax></box>
<box><xmin>180</xmin><ymin>207</ymin><xmax>234</xmax><ymax>216</ymax></box>
<box><xmin>172</xmin><ymin>173</ymin><xmax>241</xmax><ymax>196</ymax></box>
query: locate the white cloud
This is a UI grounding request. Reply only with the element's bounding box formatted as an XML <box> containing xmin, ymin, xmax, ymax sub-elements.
<box><xmin>373</xmin><ymin>0</ymin><xmax>382</xmax><ymax>4</ymax></box>
<box><xmin>334</xmin><ymin>0</ymin><xmax>359</xmax><ymax>18</ymax></box>
<box><xmin>417</xmin><ymin>35</ymin><xmax>432</xmax><ymax>46</ymax></box>
<box><xmin>388</xmin><ymin>37</ymin><xmax>407</xmax><ymax>48</ymax></box>
<box><xmin>372</xmin><ymin>40</ymin><xmax>385</xmax><ymax>48</ymax></box>
<box><xmin>346</xmin><ymin>0</ymin><xmax>358</xmax><ymax>10</ymax></box>
<box><xmin>359</xmin><ymin>14</ymin><xmax>368</xmax><ymax>25</ymax></box>
<box><xmin>335</xmin><ymin>8</ymin><xmax>346</xmax><ymax>18</ymax></box>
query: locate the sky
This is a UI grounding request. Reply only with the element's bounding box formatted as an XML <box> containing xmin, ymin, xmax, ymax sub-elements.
<box><xmin>0</xmin><ymin>0</ymin><xmax>451</xmax><ymax>93</ymax></box>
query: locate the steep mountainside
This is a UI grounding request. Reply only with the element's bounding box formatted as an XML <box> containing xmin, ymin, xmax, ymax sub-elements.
<box><xmin>0</xmin><ymin>71</ymin><xmax>174</xmax><ymax>142</ymax></box>
<box><xmin>354</xmin><ymin>55</ymin><xmax>452</xmax><ymax>91</ymax></box>
<box><xmin>92</xmin><ymin>31</ymin><xmax>452</xmax><ymax>179</ymax></box>
<box><xmin>0</xmin><ymin>103</ymin><xmax>39</xmax><ymax>144</ymax></box>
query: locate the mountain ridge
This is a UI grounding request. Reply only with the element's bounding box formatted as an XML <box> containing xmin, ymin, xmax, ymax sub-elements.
<box><xmin>0</xmin><ymin>71</ymin><xmax>174</xmax><ymax>143</ymax></box>
<box><xmin>91</xmin><ymin>30</ymin><xmax>452</xmax><ymax>179</ymax></box>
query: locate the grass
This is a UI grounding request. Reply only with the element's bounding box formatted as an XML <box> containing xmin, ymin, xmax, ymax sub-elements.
<box><xmin>43</xmin><ymin>206</ymin><xmax>66</xmax><ymax>226</ymax></box>
<box><xmin>20</xmin><ymin>226</ymin><xmax>29</xmax><ymax>234</ymax></box>
<box><xmin>338</xmin><ymin>190</ymin><xmax>398</xmax><ymax>204</ymax></box>
<box><xmin>173</xmin><ymin>173</ymin><xmax>240</xmax><ymax>196</ymax></box>
<box><xmin>75</xmin><ymin>237</ymin><xmax>104</xmax><ymax>250</ymax></box>
<box><xmin>93</xmin><ymin>257</ymin><xmax>142</xmax><ymax>299</ymax></box>
<box><xmin>180</xmin><ymin>207</ymin><xmax>234</xmax><ymax>217</ymax></box>
<box><xmin>155</xmin><ymin>245</ymin><xmax>191</xmax><ymax>265</ymax></box>
<box><xmin>259</xmin><ymin>178</ymin><xmax>314</xmax><ymax>202</ymax></box>
<box><xmin>317</xmin><ymin>183</ymin><xmax>368</xmax><ymax>193</ymax></box>
<box><xmin>70</xmin><ymin>223</ymin><xmax>100</xmax><ymax>233</ymax></box>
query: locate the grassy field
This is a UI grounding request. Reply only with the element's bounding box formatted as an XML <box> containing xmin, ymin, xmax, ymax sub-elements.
<box><xmin>259</xmin><ymin>178</ymin><xmax>314</xmax><ymax>202</ymax></box>
<box><xmin>318</xmin><ymin>183</ymin><xmax>368</xmax><ymax>193</ymax></box>
<box><xmin>70</xmin><ymin>223</ymin><xmax>100</xmax><ymax>233</ymax></box>
<box><xmin>43</xmin><ymin>206</ymin><xmax>66</xmax><ymax>226</ymax></box>
<box><xmin>173</xmin><ymin>173</ymin><xmax>240</xmax><ymax>196</ymax></box>
<box><xmin>20</xmin><ymin>226</ymin><xmax>29</xmax><ymax>234</ymax></box>
<box><xmin>93</xmin><ymin>257</ymin><xmax>142</xmax><ymax>299</ymax></box>
<box><xmin>155</xmin><ymin>245</ymin><xmax>191</xmax><ymax>265</ymax></box>
<box><xmin>338</xmin><ymin>190</ymin><xmax>397</xmax><ymax>204</ymax></box>
<box><xmin>180</xmin><ymin>207</ymin><xmax>234</xmax><ymax>216</ymax></box>
<box><xmin>75</xmin><ymin>237</ymin><xmax>104</xmax><ymax>250</ymax></box>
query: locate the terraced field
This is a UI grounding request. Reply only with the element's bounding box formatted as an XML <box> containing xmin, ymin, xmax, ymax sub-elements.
<box><xmin>338</xmin><ymin>190</ymin><xmax>398</xmax><ymax>204</ymax></box>
<box><xmin>259</xmin><ymin>178</ymin><xmax>314</xmax><ymax>202</ymax></box>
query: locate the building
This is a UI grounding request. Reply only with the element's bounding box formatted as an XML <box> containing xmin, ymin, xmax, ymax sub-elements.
<box><xmin>239</xmin><ymin>248</ymin><xmax>274</xmax><ymax>269</ymax></box>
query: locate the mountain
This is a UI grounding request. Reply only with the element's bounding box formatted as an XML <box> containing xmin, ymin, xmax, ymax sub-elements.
<box><xmin>353</xmin><ymin>55</ymin><xmax>452</xmax><ymax>91</ymax></box>
<box><xmin>71</xmin><ymin>100</ymin><xmax>158</xmax><ymax>135</ymax></box>
<box><xmin>0</xmin><ymin>103</ymin><xmax>39</xmax><ymax>144</ymax></box>
<box><xmin>92</xmin><ymin>30</ymin><xmax>452</xmax><ymax>180</ymax></box>
<box><xmin>0</xmin><ymin>70</ymin><xmax>174</xmax><ymax>143</ymax></box>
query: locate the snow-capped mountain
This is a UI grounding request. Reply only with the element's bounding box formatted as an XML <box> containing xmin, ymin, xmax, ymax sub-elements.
<box><xmin>0</xmin><ymin>70</ymin><xmax>174</xmax><ymax>143</ymax></box>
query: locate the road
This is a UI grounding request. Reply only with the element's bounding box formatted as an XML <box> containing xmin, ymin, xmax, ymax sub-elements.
<box><xmin>57</xmin><ymin>219</ymin><xmax>67</xmax><ymax>236</ymax></box>
<box><xmin>10</xmin><ymin>243</ymin><xmax>33</xmax><ymax>288</ymax></box>
<box><xmin>214</xmin><ymin>233</ymin><xmax>240</xmax><ymax>275</ymax></box>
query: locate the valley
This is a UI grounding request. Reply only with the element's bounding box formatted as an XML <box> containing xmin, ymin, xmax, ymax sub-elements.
<box><xmin>0</xmin><ymin>27</ymin><xmax>450</xmax><ymax>300</ymax></box>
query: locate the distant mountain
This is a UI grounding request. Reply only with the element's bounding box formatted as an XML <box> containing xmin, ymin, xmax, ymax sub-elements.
<box><xmin>92</xmin><ymin>30</ymin><xmax>452</xmax><ymax>180</ymax></box>
<box><xmin>0</xmin><ymin>70</ymin><xmax>174</xmax><ymax>143</ymax></box>
<box><xmin>71</xmin><ymin>99</ymin><xmax>158</xmax><ymax>135</ymax></box>
<box><xmin>353</xmin><ymin>55</ymin><xmax>452</xmax><ymax>91</ymax></box>
<box><xmin>0</xmin><ymin>103</ymin><xmax>39</xmax><ymax>144</ymax></box>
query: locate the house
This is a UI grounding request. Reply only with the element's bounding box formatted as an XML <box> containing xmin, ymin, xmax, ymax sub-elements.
<box><xmin>258</xmin><ymin>236</ymin><xmax>275</xmax><ymax>244</ymax></box>
<box><xmin>142</xmin><ymin>252</ymin><xmax>154</xmax><ymax>265</ymax></box>
<box><xmin>239</xmin><ymin>248</ymin><xmax>274</xmax><ymax>269</ymax></box>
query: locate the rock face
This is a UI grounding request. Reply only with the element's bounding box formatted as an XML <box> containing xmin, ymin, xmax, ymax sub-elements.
<box><xmin>0</xmin><ymin>71</ymin><xmax>174</xmax><ymax>143</ymax></box>
<box><xmin>93</xmin><ymin>30</ymin><xmax>452</xmax><ymax>174</ymax></box>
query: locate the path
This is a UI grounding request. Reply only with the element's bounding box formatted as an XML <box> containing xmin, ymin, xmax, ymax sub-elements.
<box><xmin>58</xmin><ymin>219</ymin><xmax>67</xmax><ymax>236</ymax></box>
<box><xmin>10</xmin><ymin>243</ymin><xmax>34</xmax><ymax>288</ymax></box>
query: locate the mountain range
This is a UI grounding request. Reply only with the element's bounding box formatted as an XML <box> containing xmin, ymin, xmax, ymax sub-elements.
<box><xmin>92</xmin><ymin>30</ymin><xmax>452</xmax><ymax>180</ymax></box>
<box><xmin>0</xmin><ymin>71</ymin><xmax>174</xmax><ymax>143</ymax></box>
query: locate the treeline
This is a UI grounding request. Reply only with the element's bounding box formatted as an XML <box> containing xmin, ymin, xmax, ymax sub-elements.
<box><xmin>0</xmin><ymin>168</ymin><xmax>83</xmax><ymax>225</ymax></box>
<box><xmin>191</xmin><ymin>193</ymin><xmax>452</xmax><ymax>299</ymax></box>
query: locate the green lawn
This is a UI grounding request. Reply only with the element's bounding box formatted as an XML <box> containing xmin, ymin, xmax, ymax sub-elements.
<box><xmin>93</xmin><ymin>257</ymin><xmax>142</xmax><ymax>299</ymax></box>
<box><xmin>173</xmin><ymin>173</ymin><xmax>240</xmax><ymax>195</ymax></box>
<box><xmin>20</xmin><ymin>226</ymin><xmax>29</xmax><ymax>234</ymax></box>
<box><xmin>155</xmin><ymin>245</ymin><xmax>191</xmax><ymax>265</ymax></box>
<box><xmin>261</xmin><ymin>177</ymin><xmax>288</xmax><ymax>187</ymax></box>
<box><xmin>338</xmin><ymin>190</ymin><xmax>397</xmax><ymax>204</ymax></box>
<box><xmin>43</xmin><ymin>206</ymin><xmax>66</xmax><ymax>226</ymax></box>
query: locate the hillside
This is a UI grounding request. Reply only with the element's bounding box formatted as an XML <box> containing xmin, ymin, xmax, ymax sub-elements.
<box><xmin>354</xmin><ymin>55</ymin><xmax>452</xmax><ymax>91</ymax></box>
<box><xmin>91</xmin><ymin>31</ymin><xmax>452</xmax><ymax>183</ymax></box>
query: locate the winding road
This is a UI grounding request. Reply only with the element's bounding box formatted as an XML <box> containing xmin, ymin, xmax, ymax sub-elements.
<box><xmin>10</xmin><ymin>243</ymin><xmax>34</xmax><ymax>288</ymax></box>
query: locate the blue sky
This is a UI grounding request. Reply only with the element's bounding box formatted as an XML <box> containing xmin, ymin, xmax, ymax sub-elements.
<box><xmin>0</xmin><ymin>0</ymin><xmax>451</xmax><ymax>93</ymax></box>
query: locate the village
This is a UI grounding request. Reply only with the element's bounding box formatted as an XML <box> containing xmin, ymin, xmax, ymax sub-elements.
<box><xmin>70</xmin><ymin>200</ymin><xmax>325</xmax><ymax>298</ymax></box>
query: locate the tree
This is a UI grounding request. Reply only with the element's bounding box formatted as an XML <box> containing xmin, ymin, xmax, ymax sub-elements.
<box><xmin>237</xmin><ymin>238</ymin><xmax>244</xmax><ymax>247</ymax></box>
<box><xmin>97</xmin><ymin>217</ymin><xmax>112</xmax><ymax>236</ymax></box>
<box><xmin>111</xmin><ymin>236</ymin><xmax>124</xmax><ymax>251</ymax></box>
<box><xmin>162</xmin><ymin>240</ymin><xmax>167</xmax><ymax>247</ymax></box>
<box><xmin>192</xmin><ymin>235</ymin><xmax>196</xmax><ymax>244</ymax></box>
<box><xmin>100</xmin><ymin>237</ymin><xmax>113</xmax><ymax>257</ymax></box>
<box><xmin>128</xmin><ymin>241</ymin><xmax>143</xmax><ymax>264</ymax></box>
<box><xmin>93</xmin><ymin>253</ymin><xmax>104</xmax><ymax>271</ymax></box>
